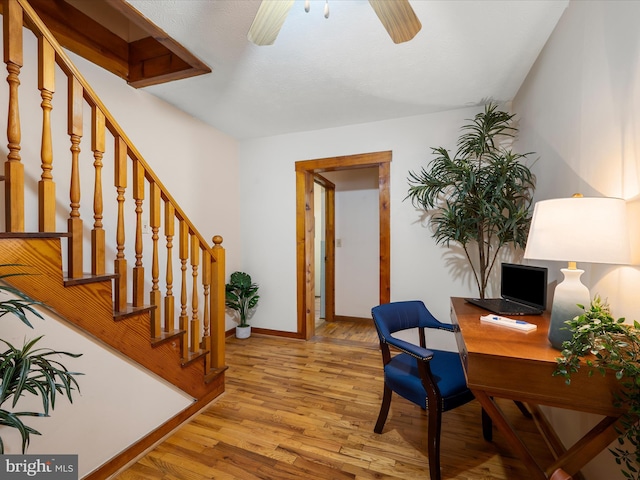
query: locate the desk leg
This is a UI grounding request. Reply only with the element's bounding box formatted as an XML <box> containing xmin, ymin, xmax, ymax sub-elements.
<box><xmin>472</xmin><ymin>390</ymin><xmax>547</xmax><ymax>480</ymax></box>
<box><xmin>545</xmin><ymin>415</ymin><xmax>621</xmax><ymax>477</ymax></box>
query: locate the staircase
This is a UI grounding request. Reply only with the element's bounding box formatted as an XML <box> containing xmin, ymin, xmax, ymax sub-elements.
<box><xmin>0</xmin><ymin>0</ymin><xmax>226</xmax><ymax>477</ymax></box>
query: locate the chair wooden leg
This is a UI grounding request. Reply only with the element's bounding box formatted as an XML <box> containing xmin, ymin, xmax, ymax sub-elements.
<box><xmin>427</xmin><ymin>401</ymin><xmax>442</xmax><ymax>480</ymax></box>
<box><xmin>374</xmin><ymin>384</ymin><xmax>392</xmax><ymax>433</ymax></box>
<box><xmin>482</xmin><ymin>407</ymin><xmax>493</xmax><ymax>441</ymax></box>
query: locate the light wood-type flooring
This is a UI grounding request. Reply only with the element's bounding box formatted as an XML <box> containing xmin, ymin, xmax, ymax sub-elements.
<box><xmin>114</xmin><ymin>317</ymin><xmax>555</xmax><ymax>479</ymax></box>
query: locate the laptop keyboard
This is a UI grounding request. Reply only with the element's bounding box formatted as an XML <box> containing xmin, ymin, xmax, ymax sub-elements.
<box><xmin>477</xmin><ymin>298</ymin><xmax>542</xmax><ymax>315</ymax></box>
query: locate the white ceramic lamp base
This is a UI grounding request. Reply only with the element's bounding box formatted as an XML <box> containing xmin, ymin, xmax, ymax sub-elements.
<box><xmin>548</xmin><ymin>267</ymin><xmax>590</xmax><ymax>349</ymax></box>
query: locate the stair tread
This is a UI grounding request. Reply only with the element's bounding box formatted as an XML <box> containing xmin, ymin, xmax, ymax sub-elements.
<box><xmin>114</xmin><ymin>303</ymin><xmax>157</xmax><ymax>319</ymax></box>
<box><xmin>64</xmin><ymin>272</ymin><xmax>118</xmax><ymax>286</ymax></box>
<box><xmin>0</xmin><ymin>231</ymin><xmax>71</xmax><ymax>238</ymax></box>
<box><xmin>182</xmin><ymin>348</ymin><xmax>209</xmax><ymax>367</ymax></box>
<box><xmin>151</xmin><ymin>329</ymin><xmax>185</xmax><ymax>347</ymax></box>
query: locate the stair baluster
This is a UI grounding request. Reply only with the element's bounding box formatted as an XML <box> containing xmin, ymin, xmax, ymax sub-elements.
<box><xmin>164</xmin><ymin>202</ymin><xmax>175</xmax><ymax>333</ymax></box>
<box><xmin>37</xmin><ymin>36</ymin><xmax>55</xmax><ymax>232</ymax></box>
<box><xmin>179</xmin><ymin>219</ymin><xmax>189</xmax><ymax>359</ymax></box>
<box><xmin>202</xmin><ymin>249</ymin><xmax>211</xmax><ymax>369</ymax></box>
<box><xmin>91</xmin><ymin>107</ymin><xmax>106</xmax><ymax>275</ymax></box>
<box><xmin>4</xmin><ymin>0</ymin><xmax>23</xmax><ymax>232</ymax></box>
<box><xmin>190</xmin><ymin>234</ymin><xmax>200</xmax><ymax>355</ymax></box>
<box><xmin>132</xmin><ymin>160</ymin><xmax>145</xmax><ymax>306</ymax></box>
<box><xmin>150</xmin><ymin>182</ymin><xmax>162</xmax><ymax>337</ymax></box>
<box><xmin>67</xmin><ymin>76</ymin><xmax>83</xmax><ymax>278</ymax></box>
<box><xmin>114</xmin><ymin>136</ymin><xmax>128</xmax><ymax>311</ymax></box>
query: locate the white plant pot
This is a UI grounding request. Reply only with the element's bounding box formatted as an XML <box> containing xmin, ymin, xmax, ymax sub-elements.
<box><xmin>235</xmin><ymin>325</ymin><xmax>251</xmax><ymax>339</ymax></box>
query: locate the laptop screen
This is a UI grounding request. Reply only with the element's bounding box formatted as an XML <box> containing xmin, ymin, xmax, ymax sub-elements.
<box><xmin>500</xmin><ymin>263</ymin><xmax>547</xmax><ymax>310</ymax></box>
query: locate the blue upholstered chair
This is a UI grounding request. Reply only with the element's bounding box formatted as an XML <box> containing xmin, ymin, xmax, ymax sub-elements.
<box><xmin>371</xmin><ymin>300</ymin><xmax>491</xmax><ymax>480</ymax></box>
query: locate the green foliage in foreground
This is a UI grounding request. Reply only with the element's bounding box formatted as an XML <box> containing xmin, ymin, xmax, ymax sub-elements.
<box><xmin>0</xmin><ymin>265</ymin><xmax>82</xmax><ymax>453</ymax></box>
<box><xmin>555</xmin><ymin>296</ymin><xmax>640</xmax><ymax>479</ymax></box>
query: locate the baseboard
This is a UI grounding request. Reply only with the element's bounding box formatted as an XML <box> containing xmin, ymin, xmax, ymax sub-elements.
<box><xmin>333</xmin><ymin>315</ymin><xmax>371</xmax><ymax>322</ymax></box>
<box><xmin>225</xmin><ymin>327</ymin><xmax>305</xmax><ymax>340</ymax></box>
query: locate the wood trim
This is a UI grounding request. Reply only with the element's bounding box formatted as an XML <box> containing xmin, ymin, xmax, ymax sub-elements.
<box><xmin>378</xmin><ymin>160</ymin><xmax>391</xmax><ymax>303</ymax></box>
<box><xmin>322</xmin><ymin>179</ymin><xmax>335</xmax><ymax>323</ymax></box>
<box><xmin>295</xmin><ymin>170</ymin><xmax>309</xmax><ymax>337</ymax></box>
<box><xmin>26</xmin><ymin>0</ymin><xmax>129</xmax><ymax>79</ymax></box>
<box><xmin>312</xmin><ymin>173</ymin><xmax>335</xmax><ymax>323</ymax></box>
<box><xmin>12</xmin><ymin>0</ymin><xmax>211</xmax><ymax>88</ymax></box>
<box><xmin>333</xmin><ymin>315</ymin><xmax>371</xmax><ymax>322</ymax></box>
<box><xmin>225</xmin><ymin>327</ymin><xmax>305</xmax><ymax>340</ymax></box>
<box><xmin>295</xmin><ymin>151</ymin><xmax>392</xmax><ymax>340</ymax></box>
<box><xmin>295</xmin><ymin>151</ymin><xmax>392</xmax><ymax>172</ymax></box>
<box><xmin>105</xmin><ymin>0</ymin><xmax>211</xmax><ymax>87</ymax></box>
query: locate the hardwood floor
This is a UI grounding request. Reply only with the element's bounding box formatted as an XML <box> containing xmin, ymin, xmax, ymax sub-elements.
<box><xmin>114</xmin><ymin>317</ymin><xmax>554</xmax><ymax>479</ymax></box>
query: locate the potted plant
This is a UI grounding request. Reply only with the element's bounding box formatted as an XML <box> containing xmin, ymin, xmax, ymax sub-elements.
<box><xmin>554</xmin><ymin>296</ymin><xmax>640</xmax><ymax>479</ymax></box>
<box><xmin>0</xmin><ymin>266</ymin><xmax>82</xmax><ymax>453</ymax></box>
<box><xmin>406</xmin><ymin>102</ymin><xmax>536</xmax><ymax>298</ymax></box>
<box><xmin>225</xmin><ymin>271</ymin><xmax>260</xmax><ymax>339</ymax></box>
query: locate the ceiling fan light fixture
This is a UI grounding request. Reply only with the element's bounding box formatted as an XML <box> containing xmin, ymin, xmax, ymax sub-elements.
<box><xmin>368</xmin><ymin>0</ymin><xmax>422</xmax><ymax>44</ymax></box>
<box><xmin>248</xmin><ymin>0</ymin><xmax>421</xmax><ymax>46</ymax></box>
<box><xmin>247</xmin><ymin>0</ymin><xmax>295</xmax><ymax>46</ymax></box>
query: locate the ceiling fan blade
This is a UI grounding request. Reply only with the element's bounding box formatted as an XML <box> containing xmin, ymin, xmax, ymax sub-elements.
<box><xmin>368</xmin><ymin>0</ymin><xmax>422</xmax><ymax>44</ymax></box>
<box><xmin>248</xmin><ymin>0</ymin><xmax>295</xmax><ymax>46</ymax></box>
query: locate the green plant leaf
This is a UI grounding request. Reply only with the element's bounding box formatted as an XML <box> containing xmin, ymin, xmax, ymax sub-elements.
<box><xmin>555</xmin><ymin>296</ymin><xmax>640</xmax><ymax>478</ymax></box>
<box><xmin>225</xmin><ymin>271</ymin><xmax>260</xmax><ymax>327</ymax></box>
<box><xmin>406</xmin><ymin>102</ymin><xmax>535</xmax><ymax>298</ymax></box>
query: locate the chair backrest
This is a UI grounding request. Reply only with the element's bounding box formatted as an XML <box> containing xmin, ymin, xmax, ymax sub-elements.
<box><xmin>371</xmin><ymin>301</ymin><xmax>442</xmax><ymax>342</ymax></box>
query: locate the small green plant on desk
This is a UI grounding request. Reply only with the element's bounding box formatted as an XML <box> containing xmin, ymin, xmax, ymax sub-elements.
<box><xmin>554</xmin><ymin>296</ymin><xmax>640</xmax><ymax>479</ymax></box>
<box><xmin>0</xmin><ymin>266</ymin><xmax>82</xmax><ymax>453</ymax></box>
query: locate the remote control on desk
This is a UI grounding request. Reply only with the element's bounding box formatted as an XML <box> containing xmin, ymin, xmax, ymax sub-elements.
<box><xmin>480</xmin><ymin>314</ymin><xmax>537</xmax><ymax>332</ymax></box>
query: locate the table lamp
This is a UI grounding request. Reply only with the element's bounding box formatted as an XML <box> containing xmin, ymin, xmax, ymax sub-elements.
<box><xmin>523</xmin><ymin>195</ymin><xmax>631</xmax><ymax>349</ymax></box>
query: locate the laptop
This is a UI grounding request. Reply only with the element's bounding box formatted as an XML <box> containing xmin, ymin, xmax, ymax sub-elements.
<box><xmin>465</xmin><ymin>263</ymin><xmax>548</xmax><ymax>315</ymax></box>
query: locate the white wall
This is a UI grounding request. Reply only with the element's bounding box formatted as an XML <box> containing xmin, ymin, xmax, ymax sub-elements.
<box><xmin>239</xmin><ymin>106</ymin><xmax>509</xmax><ymax>345</ymax></box>
<box><xmin>324</xmin><ymin>168</ymin><xmax>379</xmax><ymax>319</ymax></box>
<box><xmin>0</xmin><ymin>302</ymin><xmax>192</xmax><ymax>478</ymax></box>
<box><xmin>514</xmin><ymin>1</ymin><xmax>640</xmax><ymax>478</ymax></box>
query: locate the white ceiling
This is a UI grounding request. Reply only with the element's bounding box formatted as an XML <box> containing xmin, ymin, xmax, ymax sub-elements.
<box><xmin>126</xmin><ymin>0</ymin><xmax>569</xmax><ymax>140</ymax></box>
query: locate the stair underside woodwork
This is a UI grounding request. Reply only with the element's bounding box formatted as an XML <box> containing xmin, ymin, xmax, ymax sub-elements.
<box><xmin>0</xmin><ymin>236</ymin><xmax>224</xmax><ymax>399</ymax></box>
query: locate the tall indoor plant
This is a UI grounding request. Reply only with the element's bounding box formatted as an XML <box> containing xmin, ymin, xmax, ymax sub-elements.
<box><xmin>225</xmin><ymin>271</ymin><xmax>260</xmax><ymax>338</ymax></box>
<box><xmin>0</xmin><ymin>266</ymin><xmax>82</xmax><ymax>453</ymax></box>
<box><xmin>406</xmin><ymin>102</ymin><xmax>536</xmax><ymax>298</ymax></box>
<box><xmin>555</xmin><ymin>296</ymin><xmax>640</xmax><ymax>479</ymax></box>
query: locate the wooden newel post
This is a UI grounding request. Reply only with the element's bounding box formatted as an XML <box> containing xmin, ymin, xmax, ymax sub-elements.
<box><xmin>210</xmin><ymin>235</ymin><xmax>225</xmax><ymax>370</ymax></box>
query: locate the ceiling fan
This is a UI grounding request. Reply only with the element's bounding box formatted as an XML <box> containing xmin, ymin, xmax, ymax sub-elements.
<box><xmin>248</xmin><ymin>0</ymin><xmax>422</xmax><ymax>46</ymax></box>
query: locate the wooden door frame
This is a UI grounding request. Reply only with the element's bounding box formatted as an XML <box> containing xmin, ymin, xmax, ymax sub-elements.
<box><xmin>295</xmin><ymin>151</ymin><xmax>391</xmax><ymax>340</ymax></box>
<box><xmin>314</xmin><ymin>174</ymin><xmax>336</xmax><ymax>323</ymax></box>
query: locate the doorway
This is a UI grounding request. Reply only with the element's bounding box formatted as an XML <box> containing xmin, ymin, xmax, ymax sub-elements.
<box><xmin>295</xmin><ymin>151</ymin><xmax>391</xmax><ymax>339</ymax></box>
<box><xmin>313</xmin><ymin>175</ymin><xmax>335</xmax><ymax>326</ymax></box>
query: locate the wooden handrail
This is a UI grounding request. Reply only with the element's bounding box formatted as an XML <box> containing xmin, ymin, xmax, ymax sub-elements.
<box><xmin>2</xmin><ymin>0</ymin><xmax>226</xmax><ymax>380</ymax></box>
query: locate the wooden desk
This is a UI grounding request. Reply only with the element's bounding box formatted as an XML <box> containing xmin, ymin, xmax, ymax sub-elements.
<box><xmin>450</xmin><ymin>297</ymin><xmax>624</xmax><ymax>479</ymax></box>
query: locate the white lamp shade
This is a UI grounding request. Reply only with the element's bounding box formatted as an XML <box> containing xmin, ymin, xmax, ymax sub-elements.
<box><xmin>524</xmin><ymin>196</ymin><xmax>631</xmax><ymax>265</ymax></box>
